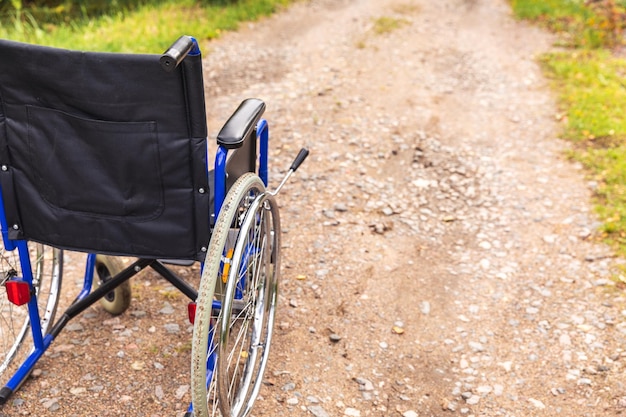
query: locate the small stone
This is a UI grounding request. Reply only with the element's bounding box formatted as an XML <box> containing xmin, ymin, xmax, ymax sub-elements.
<box><xmin>476</xmin><ymin>385</ymin><xmax>492</xmax><ymax>394</ymax></box>
<box><xmin>382</xmin><ymin>207</ymin><xmax>394</xmax><ymax>216</ymax></box>
<box><xmin>392</xmin><ymin>325</ymin><xmax>405</xmax><ymax>334</ymax></box>
<box><xmin>442</xmin><ymin>399</ymin><xmax>457</xmax><ymax>411</ymax></box>
<box><xmin>102</xmin><ymin>317</ymin><xmax>120</xmax><ymax>326</ymax></box>
<box><xmin>66</xmin><ymin>323</ymin><xmax>84</xmax><ymax>332</ymax></box>
<box><xmin>329</xmin><ymin>333</ymin><xmax>342</xmax><ymax>343</ymax></box>
<box><xmin>164</xmin><ymin>323</ymin><xmax>180</xmax><ymax>334</ymax></box>
<box><xmin>344</xmin><ymin>407</ymin><xmax>361</xmax><ymax>417</ymax></box>
<box><xmin>43</xmin><ymin>398</ymin><xmax>60</xmax><ymax>411</ymax></box>
<box><xmin>528</xmin><ymin>398</ymin><xmax>545</xmax><ymax>409</ymax></box>
<box><xmin>499</xmin><ymin>361</ymin><xmax>512</xmax><ymax>372</ymax></box>
<box><xmin>420</xmin><ymin>301</ymin><xmax>431</xmax><ymax>315</ymax></box>
<box><xmin>155</xmin><ymin>385</ymin><xmax>164</xmax><ymax>400</ymax></box>
<box><xmin>559</xmin><ymin>333</ymin><xmax>571</xmax><ymax>346</ymax></box>
<box><xmin>543</xmin><ymin>235</ymin><xmax>557</xmax><ymax>244</ymax></box>
<box><xmin>468</xmin><ymin>341</ymin><xmax>484</xmax><ymax>352</ymax></box>
<box><xmin>286</xmin><ymin>397</ymin><xmax>299</xmax><ymax>405</ymax></box>
<box><xmin>402</xmin><ymin>411</ymin><xmax>418</xmax><ymax>417</ymax></box>
<box><xmin>466</xmin><ymin>395</ymin><xmax>480</xmax><ymax>405</ymax></box>
<box><xmin>69</xmin><ymin>387</ymin><xmax>86</xmax><ymax>395</ymax></box>
<box><xmin>282</xmin><ymin>382</ymin><xmax>296</xmax><ymax>391</ymax></box>
<box><xmin>308</xmin><ymin>405</ymin><xmax>330</xmax><ymax>417</ymax></box>
<box><xmin>159</xmin><ymin>303</ymin><xmax>175</xmax><ymax>315</ymax></box>
<box><xmin>354</xmin><ymin>377</ymin><xmax>374</xmax><ymax>391</ymax></box>
<box><xmin>175</xmin><ymin>385</ymin><xmax>189</xmax><ymax>400</ymax></box>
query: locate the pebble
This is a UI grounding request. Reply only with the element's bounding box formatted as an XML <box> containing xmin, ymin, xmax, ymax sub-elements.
<box><xmin>159</xmin><ymin>302</ymin><xmax>175</xmax><ymax>315</ymax></box>
<box><xmin>308</xmin><ymin>405</ymin><xmax>330</xmax><ymax>417</ymax></box>
<box><xmin>153</xmin><ymin>385</ymin><xmax>163</xmax><ymax>400</ymax></box>
<box><xmin>329</xmin><ymin>333</ymin><xmax>342</xmax><ymax>343</ymax></box>
<box><xmin>42</xmin><ymin>398</ymin><xmax>60</xmax><ymax>411</ymax></box>
<box><xmin>282</xmin><ymin>382</ymin><xmax>296</xmax><ymax>391</ymax></box>
<box><xmin>65</xmin><ymin>323</ymin><xmax>84</xmax><ymax>332</ymax></box>
<box><xmin>69</xmin><ymin>387</ymin><xmax>86</xmax><ymax>395</ymax></box>
<box><xmin>528</xmin><ymin>398</ymin><xmax>546</xmax><ymax>409</ymax></box>
<box><xmin>466</xmin><ymin>395</ymin><xmax>480</xmax><ymax>405</ymax></box>
<box><xmin>175</xmin><ymin>385</ymin><xmax>189</xmax><ymax>400</ymax></box>
<box><xmin>163</xmin><ymin>323</ymin><xmax>180</xmax><ymax>334</ymax></box>
<box><xmin>354</xmin><ymin>377</ymin><xmax>374</xmax><ymax>391</ymax></box>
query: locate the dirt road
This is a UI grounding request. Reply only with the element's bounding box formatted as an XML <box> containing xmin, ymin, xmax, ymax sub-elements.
<box><xmin>5</xmin><ymin>0</ymin><xmax>626</xmax><ymax>416</ymax></box>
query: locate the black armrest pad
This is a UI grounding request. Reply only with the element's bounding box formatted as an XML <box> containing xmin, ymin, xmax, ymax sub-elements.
<box><xmin>217</xmin><ymin>98</ymin><xmax>266</xmax><ymax>149</ymax></box>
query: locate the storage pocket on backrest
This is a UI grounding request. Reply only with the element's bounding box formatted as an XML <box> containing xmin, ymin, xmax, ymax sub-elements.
<box><xmin>26</xmin><ymin>105</ymin><xmax>164</xmax><ymax>221</ymax></box>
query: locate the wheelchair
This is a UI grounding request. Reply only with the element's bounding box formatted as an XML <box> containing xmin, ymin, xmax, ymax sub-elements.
<box><xmin>0</xmin><ymin>35</ymin><xmax>307</xmax><ymax>417</ymax></box>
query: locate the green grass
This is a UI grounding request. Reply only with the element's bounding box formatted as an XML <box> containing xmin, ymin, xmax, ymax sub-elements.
<box><xmin>371</xmin><ymin>16</ymin><xmax>409</xmax><ymax>35</ymax></box>
<box><xmin>510</xmin><ymin>0</ymin><xmax>624</xmax><ymax>48</ymax></box>
<box><xmin>0</xmin><ymin>0</ymin><xmax>292</xmax><ymax>53</ymax></box>
<box><xmin>511</xmin><ymin>0</ymin><xmax>626</xmax><ymax>255</ymax></box>
<box><xmin>577</xmin><ymin>146</ymin><xmax>626</xmax><ymax>248</ymax></box>
<box><xmin>540</xmin><ymin>50</ymin><xmax>626</xmax><ymax>141</ymax></box>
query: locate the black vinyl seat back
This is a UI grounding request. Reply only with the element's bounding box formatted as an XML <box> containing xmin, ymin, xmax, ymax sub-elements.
<box><xmin>0</xmin><ymin>39</ymin><xmax>210</xmax><ymax>261</ymax></box>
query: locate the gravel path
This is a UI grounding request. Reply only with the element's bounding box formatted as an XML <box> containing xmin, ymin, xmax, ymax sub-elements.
<box><xmin>4</xmin><ymin>0</ymin><xmax>626</xmax><ymax>416</ymax></box>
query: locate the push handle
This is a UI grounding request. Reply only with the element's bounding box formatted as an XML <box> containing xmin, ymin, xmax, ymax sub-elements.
<box><xmin>290</xmin><ymin>148</ymin><xmax>309</xmax><ymax>172</ymax></box>
<box><xmin>270</xmin><ymin>148</ymin><xmax>310</xmax><ymax>196</ymax></box>
<box><xmin>160</xmin><ymin>35</ymin><xmax>196</xmax><ymax>72</ymax></box>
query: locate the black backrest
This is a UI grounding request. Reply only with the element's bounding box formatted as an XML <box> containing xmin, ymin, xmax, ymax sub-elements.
<box><xmin>0</xmin><ymin>39</ymin><xmax>210</xmax><ymax>261</ymax></box>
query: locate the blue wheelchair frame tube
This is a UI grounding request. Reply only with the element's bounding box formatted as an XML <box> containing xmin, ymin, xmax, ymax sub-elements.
<box><xmin>77</xmin><ymin>254</ymin><xmax>96</xmax><ymax>303</ymax></box>
<box><xmin>3</xmin><ymin>243</ymin><xmax>53</xmax><ymax>393</ymax></box>
<box><xmin>257</xmin><ymin>119</ymin><xmax>269</xmax><ymax>187</ymax></box>
<box><xmin>213</xmin><ymin>119</ymin><xmax>269</xmax><ymax>219</ymax></box>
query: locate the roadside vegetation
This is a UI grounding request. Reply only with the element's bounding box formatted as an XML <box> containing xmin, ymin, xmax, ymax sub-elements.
<box><xmin>0</xmin><ymin>0</ymin><xmax>292</xmax><ymax>52</ymax></box>
<box><xmin>510</xmin><ymin>0</ymin><xmax>626</xmax><ymax>255</ymax></box>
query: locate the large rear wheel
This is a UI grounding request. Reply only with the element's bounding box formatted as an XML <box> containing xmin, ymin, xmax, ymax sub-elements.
<box><xmin>191</xmin><ymin>173</ymin><xmax>278</xmax><ymax>417</ymax></box>
<box><xmin>217</xmin><ymin>189</ymin><xmax>280</xmax><ymax>417</ymax></box>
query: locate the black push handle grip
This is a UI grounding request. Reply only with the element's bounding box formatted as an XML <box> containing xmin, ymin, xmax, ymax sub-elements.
<box><xmin>160</xmin><ymin>35</ymin><xmax>195</xmax><ymax>72</ymax></box>
<box><xmin>290</xmin><ymin>148</ymin><xmax>309</xmax><ymax>172</ymax></box>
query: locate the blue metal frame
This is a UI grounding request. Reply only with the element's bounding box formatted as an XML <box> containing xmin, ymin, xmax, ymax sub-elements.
<box><xmin>214</xmin><ymin>119</ymin><xmax>269</xmax><ymax>219</ymax></box>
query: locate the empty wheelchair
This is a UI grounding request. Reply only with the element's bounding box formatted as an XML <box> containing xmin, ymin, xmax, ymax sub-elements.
<box><xmin>0</xmin><ymin>35</ymin><xmax>307</xmax><ymax>417</ymax></box>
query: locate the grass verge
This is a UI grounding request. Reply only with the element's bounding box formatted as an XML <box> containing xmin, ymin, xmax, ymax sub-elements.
<box><xmin>0</xmin><ymin>0</ymin><xmax>292</xmax><ymax>53</ymax></box>
<box><xmin>511</xmin><ymin>0</ymin><xmax>626</xmax><ymax>255</ymax></box>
